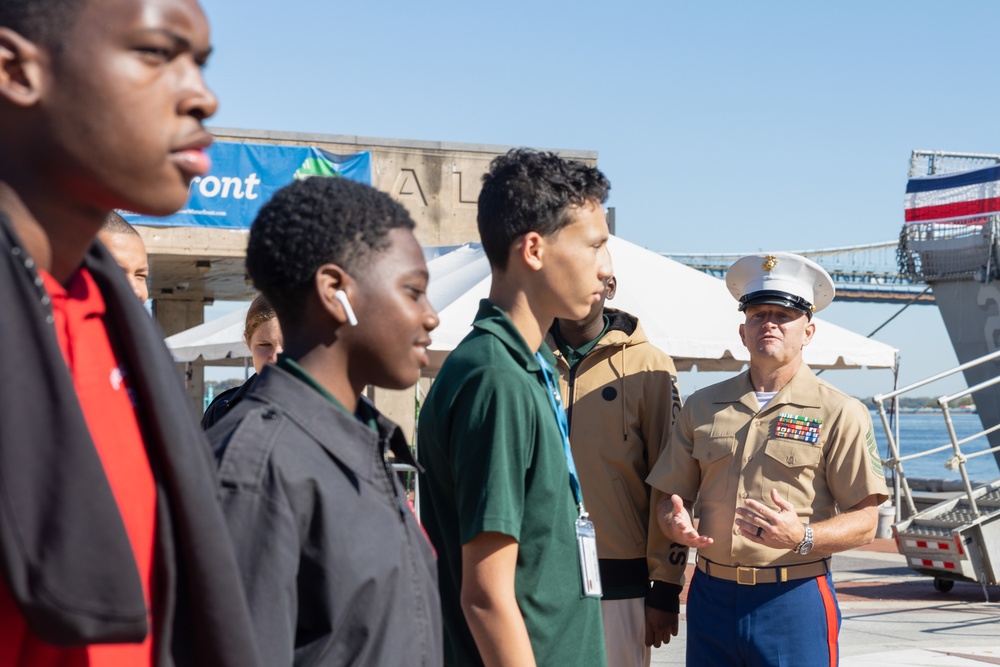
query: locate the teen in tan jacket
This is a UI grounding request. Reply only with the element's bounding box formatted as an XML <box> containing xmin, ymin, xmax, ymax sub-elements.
<box><xmin>548</xmin><ymin>276</ymin><xmax>686</xmax><ymax>667</ymax></box>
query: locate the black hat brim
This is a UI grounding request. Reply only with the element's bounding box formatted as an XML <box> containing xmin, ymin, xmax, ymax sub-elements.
<box><xmin>738</xmin><ymin>290</ymin><xmax>814</xmax><ymax>319</ymax></box>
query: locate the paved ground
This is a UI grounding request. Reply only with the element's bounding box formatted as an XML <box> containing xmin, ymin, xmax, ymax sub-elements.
<box><xmin>650</xmin><ymin>539</ymin><xmax>1000</xmax><ymax>666</ymax></box>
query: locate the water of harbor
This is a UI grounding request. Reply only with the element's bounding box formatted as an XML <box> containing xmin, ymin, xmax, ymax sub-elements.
<box><xmin>871</xmin><ymin>410</ymin><xmax>1000</xmax><ymax>484</ymax></box>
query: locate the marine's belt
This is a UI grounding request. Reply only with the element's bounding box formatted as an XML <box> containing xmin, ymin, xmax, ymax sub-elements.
<box><xmin>697</xmin><ymin>556</ymin><xmax>831</xmax><ymax>585</ymax></box>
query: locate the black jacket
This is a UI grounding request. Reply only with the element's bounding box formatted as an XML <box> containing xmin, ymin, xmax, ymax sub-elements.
<box><xmin>201</xmin><ymin>373</ymin><xmax>259</xmax><ymax>430</ymax></box>
<box><xmin>209</xmin><ymin>364</ymin><xmax>443</xmax><ymax>667</ymax></box>
<box><xmin>0</xmin><ymin>214</ymin><xmax>262</xmax><ymax>667</ymax></box>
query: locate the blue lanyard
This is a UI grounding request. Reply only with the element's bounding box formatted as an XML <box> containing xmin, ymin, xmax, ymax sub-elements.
<box><xmin>535</xmin><ymin>351</ymin><xmax>586</xmax><ymax>515</ymax></box>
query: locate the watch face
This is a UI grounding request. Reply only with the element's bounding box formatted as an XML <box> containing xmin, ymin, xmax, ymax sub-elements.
<box><xmin>798</xmin><ymin>542</ymin><xmax>813</xmax><ymax>556</ymax></box>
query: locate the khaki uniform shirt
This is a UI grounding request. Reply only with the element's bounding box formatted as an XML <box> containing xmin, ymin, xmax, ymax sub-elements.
<box><xmin>647</xmin><ymin>364</ymin><xmax>888</xmax><ymax>568</ymax></box>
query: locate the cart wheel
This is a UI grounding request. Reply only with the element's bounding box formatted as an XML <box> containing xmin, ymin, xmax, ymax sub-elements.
<box><xmin>933</xmin><ymin>578</ymin><xmax>954</xmax><ymax>593</ymax></box>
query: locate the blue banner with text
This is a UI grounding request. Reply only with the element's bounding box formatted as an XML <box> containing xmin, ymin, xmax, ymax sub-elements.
<box><xmin>124</xmin><ymin>141</ymin><xmax>371</xmax><ymax>229</ymax></box>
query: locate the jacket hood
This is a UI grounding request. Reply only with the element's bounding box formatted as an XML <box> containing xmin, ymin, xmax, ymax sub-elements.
<box><xmin>596</xmin><ymin>308</ymin><xmax>648</xmax><ymax>350</ymax></box>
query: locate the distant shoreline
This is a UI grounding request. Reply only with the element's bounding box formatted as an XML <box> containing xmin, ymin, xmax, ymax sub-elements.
<box><xmin>862</xmin><ymin>401</ymin><xmax>978</xmax><ymax>415</ymax></box>
<box><xmin>893</xmin><ymin>407</ymin><xmax>977</xmax><ymax>414</ymax></box>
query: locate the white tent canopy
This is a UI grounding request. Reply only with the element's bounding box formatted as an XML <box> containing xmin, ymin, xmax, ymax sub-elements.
<box><xmin>164</xmin><ymin>235</ymin><xmax>898</xmax><ymax>373</ymax></box>
<box><xmin>163</xmin><ymin>247</ymin><xmax>467</xmax><ymax>364</ymax></box>
<box><xmin>426</xmin><ymin>236</ymin><xmax>898</xmax><ymax>372</ymax></box>
<box><xmin>165</xmin><ymin>306</ymin><xmax>249</xmax><ymax>362</ymax></box>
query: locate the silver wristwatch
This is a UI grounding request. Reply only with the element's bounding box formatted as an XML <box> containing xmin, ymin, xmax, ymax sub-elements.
<box><xmin>794</xmin><ymin>524</ymin><xmax>814</xmax><ymax>555</ymax></box>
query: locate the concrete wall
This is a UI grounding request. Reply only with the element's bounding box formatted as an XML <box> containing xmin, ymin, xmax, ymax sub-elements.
<box><xmin>209</xmin><ymin>128</ymin><xmax>597</xmax><ymax>248</ymax></box>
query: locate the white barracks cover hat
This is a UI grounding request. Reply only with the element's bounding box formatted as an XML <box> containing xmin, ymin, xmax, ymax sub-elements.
<box><xmin>725</xmin><ymin>252</ymin><xmax>835</xmax><ymax>319</ymax></box>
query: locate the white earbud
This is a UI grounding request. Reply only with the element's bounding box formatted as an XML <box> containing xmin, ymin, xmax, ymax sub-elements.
<box><xmin>334</xmin><ymin>289</ymin><xmax>358</xmax><ymax>326</ymax></box>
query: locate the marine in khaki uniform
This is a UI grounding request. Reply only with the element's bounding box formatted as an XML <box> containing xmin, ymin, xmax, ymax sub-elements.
<box><xmin>647</xmin><ymin>252</ymin><xmax>888</xmax><ymax>667</ymax></box>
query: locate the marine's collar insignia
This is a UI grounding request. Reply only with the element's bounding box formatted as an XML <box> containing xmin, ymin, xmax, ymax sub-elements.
<box><xmin>762</xmin><ymin>255</ymin><xmax>778</xmax><ymax>272</ymax></box>
<box><xmin>775</xmin><ymin>412</ymin><xmax>822</xmax><ymax>443</ymax></box>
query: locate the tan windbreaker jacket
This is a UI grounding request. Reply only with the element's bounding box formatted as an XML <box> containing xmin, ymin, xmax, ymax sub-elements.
<box><xmin>547</xmin><ymin>309</ymin><xmax>687</xmax><ymax>608</ymax></box>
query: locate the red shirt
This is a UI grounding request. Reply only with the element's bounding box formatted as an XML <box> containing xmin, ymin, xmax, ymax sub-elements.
<box><xmin>0</xmin><ymin>268</ymin><xmax>157</xmax><ymax>667</ymax></box>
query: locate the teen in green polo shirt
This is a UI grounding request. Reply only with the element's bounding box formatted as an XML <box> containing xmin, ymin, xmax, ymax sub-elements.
<box><xmin>419</xmin><ymin>149</ymin><xmax>613</xmax><ymax>666</ymax></box>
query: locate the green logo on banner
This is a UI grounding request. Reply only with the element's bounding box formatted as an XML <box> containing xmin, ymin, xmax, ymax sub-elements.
<box><xmin>293</xmin><ymin>157</ymin><xmax>344</xmax><ymax>180</ymax></box>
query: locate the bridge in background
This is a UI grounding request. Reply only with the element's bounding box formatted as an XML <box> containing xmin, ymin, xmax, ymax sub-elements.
<box><xmin>664</xmin><ymin>240</ymin><xmax>936</xmax><ymax>305</ymax></box>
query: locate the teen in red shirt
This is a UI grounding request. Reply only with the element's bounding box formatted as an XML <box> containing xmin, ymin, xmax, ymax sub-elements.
<box><xmin>0</xmin><ymin>270</ymin><xmax>156</xmax><ymax>666</ymax></box>
<box><xmin>0</xmin><ymin>0</ymin><xmax>260</xmax><ymax>664</ymax></box>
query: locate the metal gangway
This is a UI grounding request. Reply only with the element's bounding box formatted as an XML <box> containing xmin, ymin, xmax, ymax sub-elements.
<box><xmin>873</xmin><ymin>350</ymin><xmax>1000</xmax><ymax>598</ymax></box>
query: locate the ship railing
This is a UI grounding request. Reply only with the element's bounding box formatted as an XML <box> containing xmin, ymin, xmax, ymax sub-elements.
<box><xmin>873</xmin><ymin>348</ymin><xmax>1000</xmax><ymax>520</ymax></box>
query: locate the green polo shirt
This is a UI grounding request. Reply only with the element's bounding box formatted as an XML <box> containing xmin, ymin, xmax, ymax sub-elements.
<box><xmin>418</xmin><ymin>300</ymin><xmax>606</xmax><ymax>667</ymax></box>
<box><xmin>550</xmin><ymin>315</ymin><xmax>610</xmax><ymax>369</ymax></box>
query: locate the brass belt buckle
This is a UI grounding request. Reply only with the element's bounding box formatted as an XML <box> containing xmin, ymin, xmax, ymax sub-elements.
<box><xmin>736</xmin><ymin>566</ymin><xmax>757</xmax><ymax>585</ymax></box>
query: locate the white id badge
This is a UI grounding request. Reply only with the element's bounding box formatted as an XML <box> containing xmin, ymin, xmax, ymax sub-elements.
<box><xmin>576</xmin><ymin>518</ymin><xmax>602</xmax><ymax>598</ymax></box>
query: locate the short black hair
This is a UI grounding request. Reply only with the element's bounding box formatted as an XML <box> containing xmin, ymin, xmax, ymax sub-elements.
<box><xmin>246</xmin><ymin>176</ymin><xmax>415</xmax><ymax>326</ymax></box>
<box><xmin>100</xmin><ymin>211</ymin><xmax>140</xmax><ymax>237</ymax></box>
<box><xmin>0</xmin><ymin>0</ymin><xmax>86</xmax><ymax>48</ymax></box>
<box><xmin>477</xmin><ymin>148</ymin><xmax>610</xmax><ymax>270</ymax></box>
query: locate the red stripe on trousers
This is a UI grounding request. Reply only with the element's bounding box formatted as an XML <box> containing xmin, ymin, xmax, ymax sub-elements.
<box><xmin>816</xmin><ymin>575</ymin><xmax>838</xmax><ymax>666</ymax></box>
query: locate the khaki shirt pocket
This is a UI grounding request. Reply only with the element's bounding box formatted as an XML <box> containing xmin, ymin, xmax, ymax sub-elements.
<box><xmin>763</xmin><ymin>439</ymin><xmax>824</xmax><ymax>505</ymax></box>
<box><xmin>692</xmin><ymin>435</ymin><xmax>737</xmax><ymax>501</ymax></box>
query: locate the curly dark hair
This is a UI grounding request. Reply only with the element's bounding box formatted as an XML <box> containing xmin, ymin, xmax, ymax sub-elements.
<box><xmin>245</xmin><ymin>176</ymin><xmax>415</xmax><ymax>325</ymax></box>
<box><xmin>478</xmin><ymin>148</ymin><xmax>610</xmax><ymax>270</ymax></box>
<box><xmin>0</xmin><ymin>0</ymin><xmax>86</xmax><ymax>48</ymax></box>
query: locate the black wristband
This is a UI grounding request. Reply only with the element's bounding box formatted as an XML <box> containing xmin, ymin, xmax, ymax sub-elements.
<box><xmin>646</xmin><ymin>581</ymin><xmax>682</xmax><ymax>613</ymax></box>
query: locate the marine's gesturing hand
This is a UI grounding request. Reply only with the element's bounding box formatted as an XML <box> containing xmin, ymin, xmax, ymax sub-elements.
<box><xmin>658</xmin><ymin>494</ymin><xmax>714</xmax><ymax>549</ymax></box>
<box><xmin>735</xmin><ymin>488</ymin><xmax>806</xmax><ymax>549</ymax></box>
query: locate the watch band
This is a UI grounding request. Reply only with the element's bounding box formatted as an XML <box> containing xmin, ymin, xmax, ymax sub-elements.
<box><xmin>794</xmin><ymin>524</ymin><xmax>814</xmax><ymax>555</ymax></box>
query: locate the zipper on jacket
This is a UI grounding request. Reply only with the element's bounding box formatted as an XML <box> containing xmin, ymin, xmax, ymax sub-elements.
<box><xmin>381</xmin><ymin>436</ymin><xmax>435</xmax><ymax>665</ymax></box>
<box><xmin>564</xmin><ymin>343</ymin><xmax>602</xmax><ymax>431</ymax></box>
<box><xmin>566</xmin><ymin>362</ymin><xmax>581</xmax><ymax>430</ymax></box>
<box><xmin>562</xmin><ymin>341</ymin><xmax>626</xmax><ymax>439</ymax></box>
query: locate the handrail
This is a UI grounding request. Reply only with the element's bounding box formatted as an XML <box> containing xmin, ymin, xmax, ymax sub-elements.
<box><xmin>940</xmin><ymin>402</ymin><xmax>980</xmax><ymax>515</ymax></box>
<box><xmin>874</xmin><ymin>396</ymin><xmax>916</xmax><ymax>516</ymax></box>
<box><xmin>873</xmin><ymin>348</ymin><xmax>1000</xmax><ymax>522</ymax></box>
<box><xmin>873</xmin><ymin>349</ymin><xmax>1000</xmax><ymax>404</ymax></box>
<box><xmin>939</xmin><ymin>372</ymin><xmax>1000</xmax><ymax>405</ymax></box>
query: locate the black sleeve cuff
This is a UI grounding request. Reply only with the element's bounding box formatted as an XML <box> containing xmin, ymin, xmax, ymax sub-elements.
<box><xmin>646</xmin><ymin>581</ymin><xmax>682</xmax><ymax>613</ymax></box>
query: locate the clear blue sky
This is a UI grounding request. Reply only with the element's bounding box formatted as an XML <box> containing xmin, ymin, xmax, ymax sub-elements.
<box><xmin>199</xmin><ymin>0</ymin><xmax>1000</xmax><ymax>397</ymax></box>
